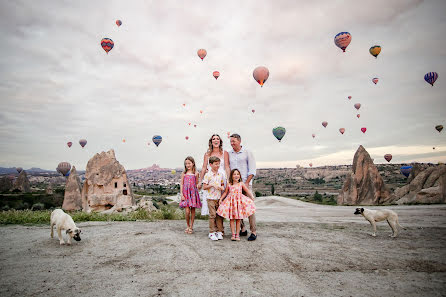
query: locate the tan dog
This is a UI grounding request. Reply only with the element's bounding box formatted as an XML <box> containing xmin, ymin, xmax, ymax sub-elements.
<box><xmin>354</xmin><ymin>208</ymin><xmax>404</xmax><ymax>238</ymax></box>
<box><xmin>50</xmin><ymin>209</ymin><xmax>81</xmax><ymax>245</ymax></box>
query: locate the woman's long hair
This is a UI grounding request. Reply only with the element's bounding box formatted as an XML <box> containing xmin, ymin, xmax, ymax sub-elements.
<box><xmin>183</xmin><ymin>156</ymin><xmax>196</xmax><ymax>174</ymax></box>
<box><xmin>207</xmin><ymin>134</ymin><xmax>223</xmax><ymax>155</ymax></box>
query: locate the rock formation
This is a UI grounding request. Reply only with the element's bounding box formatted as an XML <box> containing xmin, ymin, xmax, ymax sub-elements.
<box><xmin>62</xmin><ymin>166</ymin><xmax>83</xmax><ymax>211</ymax></box>
<box><xmin>0</xmin><ymin>176</ymin><xmax>14</xmax><ymax>192</ymax></box>
<box><xmin>45</xmin><ymin>183</ymin><xmax>53</xmax><ymax>195</ymax></box>
<box><xmin>12</xmin><ymin>170</ymin><xmax>31</xmax><ymax>193</ymax></box>
<box><xmin>81</xmin><ymin>150</ymin><xmax>134</xmax><ymax>212</ymax></box>
<box><xmin>394</xmin><ymin>165</ymin><xmax>446</xmax><ymax>204</ymax></box>
<box><xmin>338</xmin><ymin>145</ymin><xmax>392</xmax><ymax>205</ymax></box>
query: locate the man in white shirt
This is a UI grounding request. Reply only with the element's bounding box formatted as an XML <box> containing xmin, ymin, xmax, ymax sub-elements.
<box><xmin>227</xmin><ymin>133</ymin><xmax>257</xmax><ymax>241</ymax></box>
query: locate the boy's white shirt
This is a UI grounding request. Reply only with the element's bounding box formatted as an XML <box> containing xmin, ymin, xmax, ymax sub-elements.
<box><xmin>203</xmin><ymin>170</ymin><xmax>225</xmax><ymax>200</ymax></box>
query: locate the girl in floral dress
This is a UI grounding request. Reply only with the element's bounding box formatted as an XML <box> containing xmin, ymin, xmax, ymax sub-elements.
<box><xmin>217</xmin><ymin>169</ymin><xmax>255</xmax><ymax>241</ymax></box>
<box><xmin>180</xmin><ymin>156</ymin><xmax>201</xmax><ymax>234</ymax></box>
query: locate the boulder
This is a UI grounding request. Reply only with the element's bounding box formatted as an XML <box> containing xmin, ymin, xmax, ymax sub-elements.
<box><xmin>81</xmin><ymin>150</ymin><xmax>134</xmax><ymax>212</ymax></box>
<box><xmin>395</xmin><ymin>165</ymin><xmax>446</xmax><ymax>204</ymax></box>
<box><xmin>62</xmin><ymin>166</ymin><xmax>83</xmax><ymax>211</ymax></box>
<box><xmin>12</xmin><ymin>171</ymin><xmax>31</xmax><ymax>193</ymax></box>
<box><xmin>338</xmin><ymin>145</ymin><xmax>392</xmax><ymax>205</ymax></box>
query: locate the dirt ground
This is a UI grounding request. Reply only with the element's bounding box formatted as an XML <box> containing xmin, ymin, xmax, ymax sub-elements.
<box><xmin>0</xmin><ymin>196</ymin><xmax>445</xmax><ymax>297</ymax></box>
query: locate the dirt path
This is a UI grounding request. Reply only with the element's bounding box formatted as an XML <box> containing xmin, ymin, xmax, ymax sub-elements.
<box><xmin>1</xmin><ymin>197</ymin><xmax>445</xmax><ymax>297</ymax></box>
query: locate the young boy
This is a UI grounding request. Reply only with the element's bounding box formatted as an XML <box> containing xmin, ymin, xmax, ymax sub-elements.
<box><xmin>202</xmin><ymin>156</ymin><xmax>225</xmax><ymax>241</ymax></box>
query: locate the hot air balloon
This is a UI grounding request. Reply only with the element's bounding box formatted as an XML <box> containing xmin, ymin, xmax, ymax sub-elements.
<box><xmin>361</xmin><ymin>127</ymin><xmax>367</xmax><ymax>133</ymax></box>
<box><xmin>312</xmin><ymin>134</ymin><xmax>315</xmax><ymax>138</ymax></box>
<box><xmin>309</xmin><ymin>163</ymin><xmax>313</xmax><ymax>167</ymax></box>
<box><xmin>339</xmin><ymin>128</ymin><xmax>345</xmax><ymax>135</ymax></box>
<box><xmin>357</xmin><ymin>114</ymin><xmax>360</xmax><ymax>119</ymax></box>
<box><xmin>79</xmin><ymin>139</ymin><xmax>87</xmax><ymax>148</ymax></box>
<box><xmin>253</xmin><ymin>66</ymin><xmax>269</xmax><ymax>87</ymax></box>
<box><xmin>252</xmin><ymin>109</ymin><xmax>255</xmax><ymax>113</ymax></box>
<box><xmin>435</xmin><ymin>125</ymin><xmax>443</xmax><ymax>133</ymax></box>
<box><xmin>369</xmin><ymin>45</ymin><xmax>381</xmax><ymax>58</ymax></box>
<box><xmin>116</xmin><ymin>20</ymin><xmax>122</xmax><ymax>26</ymax></box>
<box><xmin>354</xmin><ymin>103</ymin><xmax>361</xmax><ymax>110</ymax></box>
<box><xmin>57</xmin><ymin>162</ymin><xmax>71</xmax><ymax>176</ymax></box>
<box><xmin>372</xmin><ymin>77</ymin><xmax>379</xmax><ymax>84</ymax></box>
<box><xmin>16</xmin><ymin>167</ymin><xmax>23</xmax><ymax>174</ymax></box>
<box><xmin>322</xmin><ymin>121</ymin><xmax>328</xmax><ymax>128</ymax></box>
<box><xmin>188</xmin><ymin>122</ymin><xmax>191</xmax><ymax>126</ymax></box>
<box><xmin>147</xmin><ymin>142</ymin><xmax>150</xmax><ymax>146</ymax></box>
<box><xmin>122</xmin><ymin>139</ymin><xmax>126</xmax><ymax>143</ymax></box>
<box><xmin>152</xmin><ymin>135</ymin><xmax>162</xmax><ymax>147</ymax></box>
<box><xmin>182</xmin><ymin>103</ymin><xmax>186</xmax><ymax>107</ymax></box>
<box><xmin>67</xmin><ymin>142</ymin><xmax>72</xmax><ymax>148</ymax></box>
<box><xmin>185</xmin><ymin>136</ymin><xmax>189</xmax><ymax>140</ymax></box>
<box><xmin>100</xmin><ymin>38</ymin><xmax>114</xmax><ymax>54</ymax></box>
<box><xmin>272</xmin><ymin>127</ymin><xmax>286</xmax><ymax>142</ymax></box>
<box><xmin>227</xmin><ymin>131</ymin><xmax>230</xmax><ymax>138</ymax></box>
<box><xmin>400</xmin><ymin>166</ymin><xmax>412</xmax><ymax>178</ymax></box>
<box><xmin>384</xmin><ymin>154</ymin><xmax>392</xmax><ymax>162</ymax></box>
<box><xmin>213</xmin><ymin>71</ymin><xmax>220</xmax><ymax>80</ymax></box>
<box><xmin>424</xmin><ymin>72</ymin><xmax>438</xmax><ymax>86</ymax></box>
<box><xmin>197</xmin><ymin>49</ymin><xmax>207</xmax><ymax>60</ymax></box>
<box><xmin>348</xmin><ymin>96</ymin><xmax>352</xmax><ymax>100</ymax></box>
<box><xmin>194</xmin><ymin>124</ymin><xmax>197</xmax><ymax>128</ymax></box>
<box><xmin>200</xmin><ymin>110</ymin><xmax>203</xmax><ymax>114</ymax></box>
<box><xmin>433</xmin><ymin>147</ymin><xmax>436</xmax><ymax>150</ymax></box>
<box><xmin>334</xmin><ymin>32</ymin><xmax>352</xmax><ymax>52</ymax></box>
<box><xmin>171</xmin><ymin>170</ymin><xmax>176</xmax><ymax>175</ymax></box>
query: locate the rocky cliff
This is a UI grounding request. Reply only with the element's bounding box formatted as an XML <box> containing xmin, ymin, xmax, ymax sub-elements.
<box><xmin>62</xmin><ymin>166</ymin><xmax>83</xmax><ymax>211</ymax></box>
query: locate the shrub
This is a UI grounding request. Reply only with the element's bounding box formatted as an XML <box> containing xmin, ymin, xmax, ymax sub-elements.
<box><xmin>31</xmin><ymin>203</ymin><xmax>44</xmax><ymax>210</ymax></box>
<box><xmin>255</xmin><ymin>191</ymin><xmax>262</xmax><ymax>197</ymax></box>
<box><xmin>313</xmin><ymin>191</ymin><xmax>323</xmax><ymax>202</ymax></box>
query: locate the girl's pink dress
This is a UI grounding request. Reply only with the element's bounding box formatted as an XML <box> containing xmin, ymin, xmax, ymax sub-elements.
<box><xmin>217</xmin><ymin>183</ymin><xmax>255</xmax><ymax>219</ymax></box>
<box><xmin>180</xmin><ymin>174</ymin><xmax>202</xmax><ymax>208</ymax></box>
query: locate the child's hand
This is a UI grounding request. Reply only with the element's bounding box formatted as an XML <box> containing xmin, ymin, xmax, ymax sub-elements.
<box><xmin>181</xmin><ymin>195</ymin><xmax>186</xmax><ymax>201</ymax></box>
<box><xmin>218</xmin><ymin>186</ymin><xmax>224</xmax><ymax>191</ymax></box>
<box><xmin>197</xmin><ymin>183</ymin><xmax>202</xmax><ymax>190</ymax></box>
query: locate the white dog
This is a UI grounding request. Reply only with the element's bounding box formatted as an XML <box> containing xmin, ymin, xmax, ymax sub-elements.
<box><xmin>354</xmin><ymin>208</ymin><xmax>404</xmax><ymax>238</ymax></box>
<box><xmin>50</xmin><ymin>209</ymin><xmax>81</xmax><ymax>245</ymax></box>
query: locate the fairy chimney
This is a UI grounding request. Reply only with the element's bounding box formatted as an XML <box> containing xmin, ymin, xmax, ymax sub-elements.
<box><xmin>338</xmin><ymin>145</ymin><xmax>392</xmax><ymax>205</ymax></box>
<box><xmin>81</xmin><ymin>150</ymin><xmax>134</xmax><ymax>212</ymax></box>
<box><xmin>62</xmin><ymin>166</ymin><xmax>83</xmax><ymax>211</ymax></box>
<box><xmin>12</xmin><ymin>170</ymin><xmax>31</xmax><ymax>193</ymax></box>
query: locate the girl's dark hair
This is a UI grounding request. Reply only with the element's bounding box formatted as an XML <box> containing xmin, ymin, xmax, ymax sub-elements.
<box><xmin>207</xmin><ymin>134</ymin><xmax>223</xmax><ymax>155</ymax></box>
<box><xmin>184</xmin><ymin>156</ymin><xmax>196</xmax><ymax>174</ymax></box>
<box><xmin>229</xmin><ymin>169</ymin><xmax>243</xmax><ymax>185</ymax></box>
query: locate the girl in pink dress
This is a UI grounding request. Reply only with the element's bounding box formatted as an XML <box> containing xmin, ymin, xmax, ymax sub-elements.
<box><xmin>217</xmin><ymin>169</ymin><xmax>255</xmax><ymax>241</ymax></box>
<box><xmin>180</xmin><ymin>156</ymin><xmax>201</xmax><ymax>234</ymax></box>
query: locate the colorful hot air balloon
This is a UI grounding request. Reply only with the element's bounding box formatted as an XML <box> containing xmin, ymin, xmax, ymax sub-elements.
<box><xmin>252</xmin><ymin>109</ymin><xmax>255</xmax><ymax>113</ymax></box>
<box><xmin>424</xmin><ymin>72</ymin><xmax>438</xmax><ymax>86</ymax></box>
<box><xmin>435</xmin><ymin>125</ymin><xmax>443</xmax><ymax>133</ymax></box>
<box><xmin>152</xmin><ymin>135</ymin><xmax>162</xmax><ymax>147</ymax></box>
<box><xmin>272</xmin><ymin>127</ymin><xmax>286</xmax><ymax>142</ymax></box>
<box><xmin>253</xmin><ymin>66</ymin><xmax>269</xmax><ymax>87</ymax></box>
<box><xmin>200</xmin><ymin>110</ymin><xmax>203</xmax><ymax>114</ymax></box>
<box><xmin>384</xmin><ymin>154</ymin><xmax>392</xmax><ymax>162</ymax></box>
<box><xmin>194</xmin><ymin>124</ymin><xmax>197</xmax><ymax>128</ymax></box>
<box><xmin>312</xmin><ymin>134</ymin><xmax>315</xmax><ymax>138</ymax></box>
<box><xmin>116</xmin><ymin>20</ymin><xmax>122</xmax><ymax>27</ymax></box>
<box><xmin>322</xmin><ymin>121</ymin><xmax>328</xmax><ymax>128</ymax></box>
<box><xmin>357</xmin><ymin>114</ymin><xmax>360</xmax><ymax>119</ymax></box>
<box><xmin>369</xmin><ymin>45</ymin><xmax>381</xmax><ymax>58</ymax></box>
<box><xmin>185</xmin><ymin>136</ymin><xmax>189</xmax><ymax>140</ymax></box>
<box><xmin>16</xmin><ymin>167</ymin><xmax>23</xmax><ymax>174</ymax></box>
<box><xmin>171</xmin><ymin>170</ymin><xmax>176</xmax><ymax>175</ymax></box>
<box><xmin>213</xmin><ymin>71</ymin><xmax>220</xmax><ymax>80</ymax></box>
<box><xmin>122</xmin><ymin>139</ymin><xmax>126</xmax><ymax>143</ymax></box>
<box><xmin>67</xmin><ymin>142</ymin><xmax>72</xmax><ymax>148</ymax></box>
<box><xmin>100</xmin><ymin>38</ymin><xmax>114</xmax><ymax>54</ymax></box>
<box><xmin>197</xmin><ymin>49</ymin><xmax>207</xmax><ymax>60</ymax></box>
<box><xmin>348</xmin><ymin>96</ymin><xmax>352</xmax><ymax>100</ymax></box>
<box><xmin>354</xmin><ymin>103</ymin><xmax>361</xmax><ymax>110</ymax></box>
<box><xmin>334</xmin><ymin>32</ymin><xmax>352</xmax><ymax>52</ymax></box>
<box><xmin>361</xmin><ymin>127</ymin><xmax>367</xmax><ymax>133</ymax></box>
<box><xmin>372</xmin><ymin>77</ymin><xmax>379</xmax><ymax>84</ymax></box>
<box><xmin>147</xmin><ymin>142</ymin><xmax>150</xmax><ymax>146</ymax></box>
<box><xmin>400</xmin><ymin>166</ymin><xmax>412</xmax><ymax>178</ymax></box>
<box><xmin>57</xmin><ymin>162</ymin><xmax>71</xmax><ymax>176</ymax></box>
<box><xmin>182</xmin><ymin>103</ymin><xmax>186</xmax><ymax>107</ymax></box>
<box><xmin>309</xmin><ymin>163</ymin><xmax>313</xmax><ymax>167</ymax></box>
<box><xmin>339</xmin><ymin>128</ymin><xmax>345</xmax><ymax>135</ymax></box>
<box><xmin>79</xmin><ymin>139</ymin><xmax>87</xmax><ymax>148</ymax></box>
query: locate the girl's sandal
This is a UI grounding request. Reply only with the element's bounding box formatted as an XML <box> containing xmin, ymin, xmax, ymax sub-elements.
<box><xmin>235</xmin><ymin>234</ymin><xmax>240</xmax><ymax>241</ymax></box>
<box><xmin>185</xmin><ymin>228</ymin><xmax>192</xmax><ymax>234</ymax></box>
<box><xmin>188</xmin><ymin>228</ymin><xmax>194</xmax><ymax>234</ymax></box>
<box><xmin>231</xmin><ymin>234</ymin><xmax>236</xmax><ymax>241</ymax></box>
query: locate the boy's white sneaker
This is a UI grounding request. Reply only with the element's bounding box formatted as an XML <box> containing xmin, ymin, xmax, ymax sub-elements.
<box><xmin>209</xmin><ymin>233</ymin><xmax>218</xmax><ymax>241</ymax></box>
<box><xmin>216</xmin><ymin>232</ymin><xmax>223</xmax><ymax>240</ymax></box>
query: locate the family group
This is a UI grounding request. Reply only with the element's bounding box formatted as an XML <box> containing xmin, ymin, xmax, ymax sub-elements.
<box><xmin>179</xmin><ymin>133</ymin><xmax>257</xmax><ymax>241</ymax></box>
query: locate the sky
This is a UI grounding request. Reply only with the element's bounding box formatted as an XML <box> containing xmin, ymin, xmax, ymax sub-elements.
<box><xmin>0</xmin><ymin>0</ymin><xmax>445</xmax><ymax>171</ymax></box>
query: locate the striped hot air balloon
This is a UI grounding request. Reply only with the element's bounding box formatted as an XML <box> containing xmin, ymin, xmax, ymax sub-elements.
<box><xmin>334</xmin><ymin>32</ymin><xmax>352</xmax><ymax>52</ymax></box>
<box><xmin>354</xmin><ymin>103</ymin><xmax>361</xmax><ymax>110</ymax></box>
<box><xmin>197</xmin><ymin>49</ymin><xmax>207</xmax><ymax>60</ymax></box>
<box><xmin>57</xmin><ymin>162</ymin><xmax>71</xmax><ymax>176</ymax></box>
<box><xmin>100</xmin><ymin>38</ymin><xmax>114</xmax><ymax>54</ymax></box>
<box><xmin>322</xmin><ymin>121</ymin><xmax>328</xmax><ymax>128</ymax></box>
<box><xmin>372</xmin><ymin>77</ymin><xmax>379</xmax><ymax>84</ymax></box>
<box><xmin>116</xmin><ymin>20</ymin><xmax>122</xmax><ymax>26</ymax></box>
<box><xmin>152</xmin><ymin>135</ymin><xmax>162</xmax><ymax>147</ymax></box>
<box><xmin>384</xmin><ymin>154</ymin><xmax>392</xmax><ymax>162</ymax></box>
<box><xmin>361</xmin><ymin>127</ymin><xmax>367</xmax><ymax>133</ymax></box>
<box><xmin>253</xmin><ymin>66</ymin><xmax>269</xmax><ymax>87</ymax></box>
<box><xmin>424</xmin><ymin>72</ymin><xmax>438</xmax><ymax>86</ymax></box>
<box><xmin>369</xmin><ymin>45</ymin><xmax>381</xmax><ymax>58</ymax></box>
<box><xmin>79</xmin><ymin>139</ymin><xmax>87</xmax><ymax>148</ymax></box>
<box><xmin>272</xmin><ymin>127</ymin><xmax>286</xmax><ymax>142</ymax></box>
<box><xmin>67</xmin><ymin>142</ymin><xmax>72</xmax><ymax>148</ymax></box>
<box><xmin>213</xmin><ymin>71</ymin><xmax>220</xmax><ymax>80</ymax></box>
<box><xmin>400</xmin><ymin>166</ymin><xmax>412</xmax><ymax>178</ymax></box>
